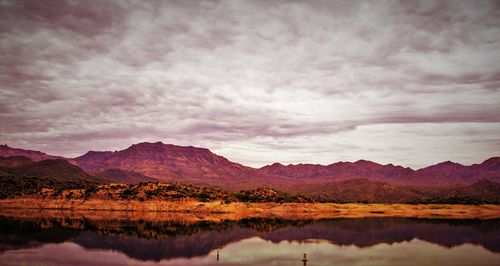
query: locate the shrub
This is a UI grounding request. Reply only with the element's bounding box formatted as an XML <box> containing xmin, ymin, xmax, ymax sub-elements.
<box><xmin>120</xmin><ymin>188</ymin><xmax>139</xmax><ymax>199</ymax></box>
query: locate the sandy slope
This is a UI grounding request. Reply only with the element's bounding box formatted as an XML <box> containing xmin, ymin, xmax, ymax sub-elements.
<box><xmin>0</xmin><ymin>198</ymin><xmax>499</xmax><ymax>220</ymax></box>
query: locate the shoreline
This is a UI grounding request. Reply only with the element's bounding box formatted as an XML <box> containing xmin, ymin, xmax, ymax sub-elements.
<box><xmin>1</xmin><ymin>198</ymin><xmax>499</xmax><ymax>220</ymax></box>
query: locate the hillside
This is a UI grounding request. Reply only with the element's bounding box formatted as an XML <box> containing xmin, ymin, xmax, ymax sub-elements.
<box><xmin>0</xmin><ymin>156</ymin><xmax>34</xmax><ymax>168</ymax></box>
<box><xmin>1</xmin><ymin>143</ymin><xmax>499</xmax><ymax>192</ymax></box>
<box><xmin>0</xmin><ymin>157</ymin><xmax>102</xmax><ymax>199</ymax></box>
<box><xmin>33</xmin><ymin>182</ymin><xmax>313</xmax><ymax>203</ymax></box>
<box><xmin>295</xmin><ymin>179</ymin><xmax>424</xmax><ymax>203</ymax></box>
<box><xmin>4</xmin><ymin>178</ymin><xmax>498</xmax><ymax>204</ymax></box>
<box><xmin>71</xmin><ymin>142</ymin><xmax>500</xmax><ymax>187</ymax></box>
<box><xmin>259</xmin><ymin>161</ymin><xmax>414</xmax><ymax>184</ymax></box>
<box><xmin>410</xmin><ymin>157</ymin><xmax>500</xmax><ymax>185</ymax></box>
<box><xmin>294</xmin><ymin>178</ymin><xmax>500</xmax><ymax>204</ymax></box>
<box><xmin>259</xmin><ymin>158</ymin><xmax>500</xmax><ymax>186</ymax></box>
<box><xmin>73</xmin><ymin>142</ymin><xmax>275</xmax><ymax>188</ymax></box>
<box><xmin>95</xmin><ymin>169</ymin><xmax>159</xmax><ymax>184</ymax></box>
<box><xmin>0</xmin><ymin>145</ymin><xmax>60</xmax><ymax>162</ymax></box>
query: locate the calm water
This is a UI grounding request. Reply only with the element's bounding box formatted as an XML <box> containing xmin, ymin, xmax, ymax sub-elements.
<box><xmin>0</xmin><ymin>215</ymin><xmax>499</xmax><ymax>266</ymax></box>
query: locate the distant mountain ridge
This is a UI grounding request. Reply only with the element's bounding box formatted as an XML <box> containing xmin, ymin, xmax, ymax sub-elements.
<box><xmin>0</xmin><ymin>145</ymin><xmax>60</xmax><ymax>161</ymax></box>
<box><xmin>1</xmin><ymin>142</ymin><xmax>499</xmax><ymax>190</ymax></box>
<box><xmin>259</xmin><ymin>157</ymin><xmax>500</xmax><ymax>186</ymax></box>
<box><xmin>259</xmin><ymin>160</ymin><xmax>414</xmax><ymax>184</ymax></box>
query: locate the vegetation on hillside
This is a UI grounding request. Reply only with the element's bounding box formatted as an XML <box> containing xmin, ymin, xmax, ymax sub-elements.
<box><xmin>0</xmin><ymin>173</ymin><xmax>97</xmax><ymax>199</ymax></box>
<box><xmin>34</xmin><ymin>182</ymin><xmax>314</xmax><ymax>203</ymax></box>
<box><xmin>0</xmin><ymin>157</ymin><xmax>101</xmax><ymax>199</ymax></box>
<box><xmin>407</xmin><ymin>197</ymin><xmax>498</xmax><ymax>205</ymax></box>
<box><xmin>0</xmin><ymin>156</ymin><xmax>499</xmax><ymax>204</ymax></box>
<box><xmin>4</xmin><ymin>180</ymin><xmax>496</xmax><ymax>205</ymax></box>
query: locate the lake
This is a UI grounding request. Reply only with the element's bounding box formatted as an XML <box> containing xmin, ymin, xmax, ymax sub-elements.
<box><xmin>0</xmin><ymin>214</ymin><xmax>498</xmax><ymax>266</ymax></box>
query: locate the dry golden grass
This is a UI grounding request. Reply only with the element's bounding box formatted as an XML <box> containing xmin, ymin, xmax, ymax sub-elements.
<box><xmin>0</xmin><ymin>198</ymin><xmax>499</xmax><ymax>220</ymax></box>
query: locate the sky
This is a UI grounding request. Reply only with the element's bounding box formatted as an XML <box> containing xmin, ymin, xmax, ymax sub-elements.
<box><xmin>0</xmin><ymin>0</ymin><xmax>499</xmax><ymax>168</ymax></box>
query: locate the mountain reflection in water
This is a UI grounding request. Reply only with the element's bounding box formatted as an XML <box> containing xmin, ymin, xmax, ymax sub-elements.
<box><xmin>0</xmin><ymin>215</ymin><xmax>498</xmax><ymax>266</ymax></box>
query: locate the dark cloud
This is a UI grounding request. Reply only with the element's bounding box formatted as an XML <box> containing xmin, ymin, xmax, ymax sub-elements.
<box><xmin>0</xmin><ymin>0</ymin><xmax>499</xmax><ymax>167</ymax></box>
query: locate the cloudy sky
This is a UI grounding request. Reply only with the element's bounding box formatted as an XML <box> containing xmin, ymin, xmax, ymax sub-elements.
<box><xmin>1</xmin><ymin>0</ymin><xmax>499</xmax><ymax>168</ymax></box>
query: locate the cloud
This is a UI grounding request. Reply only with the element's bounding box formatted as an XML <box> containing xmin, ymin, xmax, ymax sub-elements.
<box><xmin>0</xmin><ymin>0</ymin><xmax>499</xmax><ymax>167</ymax></box>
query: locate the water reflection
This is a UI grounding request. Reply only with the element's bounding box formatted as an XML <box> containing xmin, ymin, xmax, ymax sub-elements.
<box><xmin>0</xmin><ymin>215</ymin><xmax>499</xmax><ymax>265</ymax></box>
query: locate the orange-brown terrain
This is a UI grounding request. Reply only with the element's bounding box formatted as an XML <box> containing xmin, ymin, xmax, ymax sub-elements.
<box><xmin>0</xmin><ymin>183</ymin><xmax>499</xmax><ymax>219</ymax></box>
<box><xmin>0</xmin><ymin>181</ymin><xmax>499</xmax><ymax>219</ymax></box>
<box><xmin>1</xmin><ymin>198</ymin><xmax>499</xmax><ymax>220</ymax></box>
<box><xmin>1</xmin><ymin>142</ymin><xmax>500</xmax><ymax>220</ymax></box>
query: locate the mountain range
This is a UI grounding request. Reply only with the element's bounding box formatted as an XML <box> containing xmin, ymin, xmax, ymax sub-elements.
<box><xmin>1</xmin><ymin>142</ymin><xmax>499</xmax><ymax>202</ymax></box>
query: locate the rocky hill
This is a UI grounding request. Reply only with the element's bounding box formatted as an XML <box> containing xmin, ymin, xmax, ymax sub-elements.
<box><xmin>0</xmin><ymin>156</ymin><xmax>102</xmax><ymax>198</ymax></box>
<box><xmin>0</xmin><ymin>145</ymin><xmax>60</xmax><ymax>162</ymax></box>
<box><xmin>73</xmin><ymin>142</ymin><xmax>271</xmax><ymax>188</ymax></box>
<box><xmin>1</xmin><ymin>142</ymin><xmax>499</xmax><ymax>201</ymax></box>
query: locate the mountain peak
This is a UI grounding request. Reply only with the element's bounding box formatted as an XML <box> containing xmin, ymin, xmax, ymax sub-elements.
<box><xmin>439</xmin><ymin>160</ymin><xmax>462</xmax><ymax>165</ymax></box>
<box><xmin>259</xmin><ymin>162</ymin><xmax>285</xmax><ymax>170</ymax></box>
<box><xmin>425</xmin><ymin>160</ymin><xmax>464</xmax><ymax>169</ymax></box>
<box><xmin>354</xmin><ymin>159</ymin><xmax>380</xmax><ymax>166</ymax></box>
<box><xmin>133</xmin><ymin>141</ymin><xmax>164</xmax><ymax>146</ymax></box>
<box><xmin>128</xmin><ymin>141</ymin><xmax>210</xmax><ymax>152</ymax></box>
<box><xmin>73</xmin><ymin>141</ymin><xmax>249</xmax><ymax>182</ymax></box>
<box><xmin>474</xmin><ymin>157</ymin><xmax>500</xmax><ymax>171</ymax></box>
<box><xmin>418</xmin><ymin>160</ymin><xmax>466</xmax><ymax>175</ymax></box>
<box><xmin>481</xmin><ymin>157</ymin><xmax>500</xmax><ymax>164</ymax></box>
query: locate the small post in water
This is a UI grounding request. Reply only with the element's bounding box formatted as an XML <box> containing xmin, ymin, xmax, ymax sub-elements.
<box><xmin>302</xmin><ymin>253</ymin><xmax>308</xmax><ymax>266</ymax></box>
